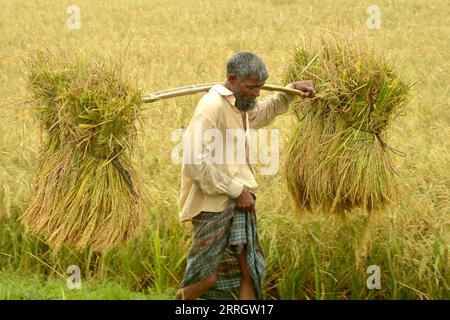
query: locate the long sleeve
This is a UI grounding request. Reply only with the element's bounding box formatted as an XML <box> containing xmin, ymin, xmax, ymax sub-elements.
<box><xmin>247</xmin><ymin>83</ymin><xmax>295</xmax><ymax>130</ymax></box>
<box><xmin>182</xmin><ymin>112</ymin><xmax>244</xmax><ymax>199</ymax></box>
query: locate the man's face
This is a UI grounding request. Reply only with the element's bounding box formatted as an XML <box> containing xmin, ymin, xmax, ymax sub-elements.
<box><xmin>231</xmin><ymin>75</ymin><xmax>265</xmax><ymax>112</ymax></box>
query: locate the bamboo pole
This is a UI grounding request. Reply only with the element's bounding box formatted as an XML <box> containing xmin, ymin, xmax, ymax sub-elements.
<box><xmin>141</xmin><ymin>83</ymin><xmax>307</xmax><ymax>103</ymax></box>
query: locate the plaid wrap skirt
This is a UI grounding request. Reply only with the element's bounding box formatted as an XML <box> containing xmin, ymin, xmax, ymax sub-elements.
<box><xmin>179</xmin><ymin>202</ymin><xmax>265</xmax><ymax>299</ymax></box>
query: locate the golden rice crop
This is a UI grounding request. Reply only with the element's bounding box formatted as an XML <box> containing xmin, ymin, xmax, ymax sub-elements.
<box><xmin>283</xmin><ymin>35</ymin><xmax>413</xmax><ymax>214</ymax></box>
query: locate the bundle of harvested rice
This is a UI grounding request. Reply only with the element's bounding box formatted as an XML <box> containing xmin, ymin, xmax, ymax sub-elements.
<box><xmin>283</xmin><ymin>35</ymin><xmax>412</xmax><ymax>213</ymax></box>
<box><xmin>22</xmin><ymin>51</ymin><xmax>143</xmax><ymax>253</ymax></box>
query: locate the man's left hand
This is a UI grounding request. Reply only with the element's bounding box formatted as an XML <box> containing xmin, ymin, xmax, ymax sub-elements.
<box><xmin>292</xmin><ymin>80</ymin><xmax>316</xmax><ymax>97</ymax></box>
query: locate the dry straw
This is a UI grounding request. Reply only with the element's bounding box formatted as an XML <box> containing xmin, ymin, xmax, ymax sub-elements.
<box><xmin>283</xmin><ymin>35</ymin><xmax>413</xmax><ymax>214</ymax></box>
<box><xmin>22</xmin><ymin>50</ymin><xmax>143</xmax><ymax>253</ymax></box>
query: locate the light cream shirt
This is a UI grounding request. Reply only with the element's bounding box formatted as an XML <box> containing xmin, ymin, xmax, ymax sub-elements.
<box><xmin>179</xmin><ymin>83</ymin><xmax>295</xmax><ymax>222</ymax></box>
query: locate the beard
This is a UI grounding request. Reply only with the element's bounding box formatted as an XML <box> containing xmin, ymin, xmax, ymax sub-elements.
<box><xmin>234</xmin><ymin>91</ymin><xmax>257</xmax><ymax>112</ymax></box>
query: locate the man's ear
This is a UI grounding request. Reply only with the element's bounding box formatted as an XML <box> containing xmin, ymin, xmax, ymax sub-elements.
<box><xmin>227</xmin><ymin>74</ymin><xmax>238</xmax><ymax>84</ymax></box>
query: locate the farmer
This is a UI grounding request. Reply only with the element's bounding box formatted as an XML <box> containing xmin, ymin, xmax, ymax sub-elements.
<box><xmin>176</xmin><ymin>51</ymin><xmax>315</xmax><ymax>300</ymax></box>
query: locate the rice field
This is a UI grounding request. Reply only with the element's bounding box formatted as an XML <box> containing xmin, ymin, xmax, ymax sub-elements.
<box><xmin>0</xmin><ymin>0</ymin><xmax>449</xmax><ymax>300</ymax></box>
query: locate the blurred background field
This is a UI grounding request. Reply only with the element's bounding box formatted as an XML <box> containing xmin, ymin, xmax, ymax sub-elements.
<box><xmin>0</xmin><ymin>0</ymin><xmax>448</xmax><ymax>299</ymax></box>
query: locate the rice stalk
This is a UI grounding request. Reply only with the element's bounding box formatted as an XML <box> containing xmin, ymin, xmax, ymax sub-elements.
<box><xmin>283</xmin><ymin>34</ymin><xmax>413</xmax><ymax>213</ymax></box>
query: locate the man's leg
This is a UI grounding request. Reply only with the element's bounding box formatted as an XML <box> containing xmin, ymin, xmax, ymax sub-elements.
<box><xmin>175</xmin><ymin>272</ymin><xmax>218</xmax><ymax>300</ymax></box>
<box><xmin>237</xmin><ymin>247</ymin><xmax>256</xmax><ymax>300</ymax></box>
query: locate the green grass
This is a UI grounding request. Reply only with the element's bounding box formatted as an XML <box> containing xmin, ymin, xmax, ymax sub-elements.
<box><xmin>0</xmin><ymin>268</ymin><xmax>173</xmax><ymax>300</ymax></box>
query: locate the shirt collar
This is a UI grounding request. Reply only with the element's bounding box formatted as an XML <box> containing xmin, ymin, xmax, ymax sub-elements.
<box><xmin>210</xmin><ymin>83</ymin><xmax>236</xmax><ymax>107</ymax></box>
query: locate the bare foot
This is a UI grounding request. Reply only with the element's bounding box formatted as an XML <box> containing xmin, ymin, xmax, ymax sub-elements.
<box><xmin>239</xmin><ymin>277</ymin><xmax>257</xmax><ymax>300</ymax></box>
<box><xmin>175</xmin><ymin>273</ymin><xmax>218</xmax><ymax>300</ymax></box>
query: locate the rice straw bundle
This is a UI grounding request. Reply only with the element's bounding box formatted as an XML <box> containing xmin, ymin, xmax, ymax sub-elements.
<box><xmin>283</xmin><ymin>35</ymin><xmax>412</xmax><ymax>213</ymax></box>
<box><xmin>22</xmin><ymin>51</ymin><xmax>143</xmax><ymax>253</ymax></box>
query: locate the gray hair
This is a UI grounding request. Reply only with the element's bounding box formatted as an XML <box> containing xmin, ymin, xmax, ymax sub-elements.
<box><xmin>226</xmin><ymin>51</ymin><xmax>269</xmax><ymax>81</ymax></box>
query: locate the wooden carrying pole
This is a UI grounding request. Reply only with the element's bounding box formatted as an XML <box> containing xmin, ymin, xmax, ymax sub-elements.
<box><xmin>141</xmin><ymin>83</ymin><xmax>306</xmax><ymax>103</ymax></box>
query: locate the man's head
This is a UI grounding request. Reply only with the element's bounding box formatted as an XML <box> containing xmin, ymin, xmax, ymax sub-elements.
<box><xmin>225</xmin><ymin>52</ymin><xmax>269</xmax><ymax>111</ymax></box>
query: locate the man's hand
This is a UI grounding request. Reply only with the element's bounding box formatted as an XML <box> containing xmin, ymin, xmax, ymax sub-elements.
<box><xmin>234</xmin><ymin>186</ymin><xmax>255</xmax><ymax>213</ymax></box>
<box><xmin>292</xmin><ymin>80</ymin><xmax>316</xmax><ymax>97</ymax></box>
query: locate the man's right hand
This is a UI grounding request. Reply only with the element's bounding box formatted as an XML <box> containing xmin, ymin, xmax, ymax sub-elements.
<box><xmin>234</xmin><ymin>186</ymin><xmax>255</xmax><ymax>213</ymax></box>
<box><xmin>292</xmin><ymin>80</ymin><xmax>316</xmax><ymax>97</ymax></box>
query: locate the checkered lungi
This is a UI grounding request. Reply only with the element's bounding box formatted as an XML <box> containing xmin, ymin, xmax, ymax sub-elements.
<box><xmin>179</xmin><ymin>202</ymin><xmax>265</xmax><ymax>299</ymax></box>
